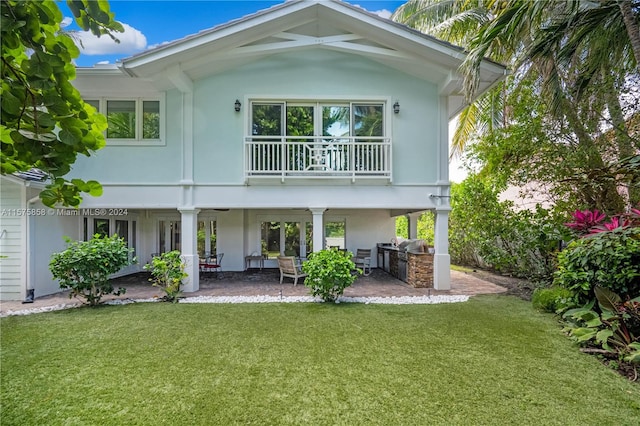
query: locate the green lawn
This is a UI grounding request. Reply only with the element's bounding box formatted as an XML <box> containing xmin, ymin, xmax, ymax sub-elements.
<box><xmin>1</xmin><ymin>296</ymin><xmax>638</xmax><ymax>425</ymax></box>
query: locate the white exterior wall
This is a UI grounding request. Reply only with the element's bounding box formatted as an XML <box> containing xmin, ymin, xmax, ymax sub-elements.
<box><xmin>0</xmin><ymin>180</ymin><xmax>78</xmax><ymax>300</ymax></box>
<box><xmin>0</xmin><ymin>179</ymin><xmax>26</xmax><ymax>301</ymax></box>
<box><xmin>30</xmin><ymin>203</ymin><xmax>80</xmax><ymax>298</ymax></box>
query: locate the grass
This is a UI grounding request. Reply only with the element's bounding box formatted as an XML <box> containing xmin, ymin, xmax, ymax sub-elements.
<box><xmin>450</xmin><ymin>264</ymin><xmax>476</xmax><ymax>273</ymax></box>
<box><xmin>2</xmin><ymin>296</ymin><xmax>639</xmax><ymax>425</ymax></box>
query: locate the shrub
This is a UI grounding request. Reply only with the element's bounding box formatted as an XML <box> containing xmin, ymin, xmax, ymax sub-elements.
<box><xmin>449</xmin><ymin>175</ymin><xmax>566</xmax><ymax>284</ymax></box>
<box><xmin>144</xmin><ymin>251</ymin><xmax>187</xmax><ymax>303</ymax></box>
<box><xmin>553</xmin><ymin>227</ymin><xmax>640</xmax><ymax>305</ymax></box>
<box><xmin>49</xmin><ymin>234</ymin><xmax>133</xmax><ymax>306</ymax></box>
<box><xmin>532</xmin><ymin>287</ymin><xmax>573</xmax><ymax>313</ymax></box>
<box><xmin>302</xmin><ymin>249</ymin><xmax>360</xmax><ymax>302</ymax></box>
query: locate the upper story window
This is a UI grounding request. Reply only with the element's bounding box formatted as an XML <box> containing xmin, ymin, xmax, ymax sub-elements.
<box><xmin>84</xmin><ymin>98</ymin><xmax>163</xmax><ymax>146</ymax></box>
<box><xmin>250</xmin><ymin>101</ymin><xmax>385</xmax><ymax>140</ymax></box>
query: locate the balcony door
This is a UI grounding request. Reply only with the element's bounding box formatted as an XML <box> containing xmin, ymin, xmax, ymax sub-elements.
<box><xmin>249</xmin><ymin>101</ymin><xmax>385</xmax><ymax>175</ymax></box>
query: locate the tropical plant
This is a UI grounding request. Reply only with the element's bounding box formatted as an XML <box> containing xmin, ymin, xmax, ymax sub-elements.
<box><xmin>1</xmin><ymin>0</ymin><xmax>123</xmax><ymax>207</ymax></box>
<box><xmin>302</xmin><ymin>249</ymin><xmax>360</xmax><ymax>302</ymax></box>
<box><xmin>564</xmin><ymin>209</ymin><xmax>608</xmax><ymax>234</ymax></box>
<box><xmin>554</xmin><ymin>226</ymin><xmax>640</xmax><ymax>304</ymax></box>
<box><xmin>563</xmin><ymin>287</ymin><xmax>640</xmax><ymax>365</ymax></box>
<box><xmin>49</xmin><ymin>234</ymin><xmax>133</xmax><ymax>306</ymax></box>
<box><xmin>144</xmin><ymin>251</ymin><xmax>187</xmax><ymax>303</ymax></box>
<box><xmin>392</xmin><ymin>0</ymin><xmax>507</xmax><ymax>157</ymax></box>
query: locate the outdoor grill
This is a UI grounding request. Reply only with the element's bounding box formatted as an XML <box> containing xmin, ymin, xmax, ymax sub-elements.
<box><xmin>377</xmin><ymin>239</ymin><xmax>425</xmax><ymax>283</ymax></box>
<box><xmin>397</xmin><ymin>239</ymin><xmax>424</xmax><ymax>282</ymax></box>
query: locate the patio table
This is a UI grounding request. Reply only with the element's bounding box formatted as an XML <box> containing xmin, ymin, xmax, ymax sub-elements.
<box><xmin>245</xmin><ymin>255</ymin><xmax>265</xmax><ymax>270</ymax></box>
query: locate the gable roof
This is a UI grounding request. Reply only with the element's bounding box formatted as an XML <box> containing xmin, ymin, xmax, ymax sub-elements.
<box><xmin>117</xmin><ymin>0</ymin><xmax>505</xmax><ymax>118</ymax></box>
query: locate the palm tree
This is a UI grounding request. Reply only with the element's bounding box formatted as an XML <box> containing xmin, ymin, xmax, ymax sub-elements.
<box><xmin>393</xmin><ymin>0</ymin><xmax>639</xmax><ymax>210</ymax></box>
<box><xmin>392</xmin><ymin>0</ymin><xmax>504</xmax><ymax>157</ymax></box>
<box><xmin>393</xmin><ymin>0</ymin><xmax>638</xmax><ymax>149</ymax></box>
<box><xmin>461</xmin><ymin>0</ymin><xmax>639</xmax><ymax>207</ymax></box>
<box><xmin>618</xmin><ymin>0</ymin><xmax>640</xmax><ymax>73</ymax></box>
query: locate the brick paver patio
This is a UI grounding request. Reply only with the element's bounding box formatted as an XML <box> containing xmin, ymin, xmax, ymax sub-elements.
<box><xmin>0</xmin><ymin>268</ymin><xmax>506</xmax><ymax>315</ymax></box>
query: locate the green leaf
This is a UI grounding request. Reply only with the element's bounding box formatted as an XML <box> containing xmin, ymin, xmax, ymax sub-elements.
<box><xmin>1</xmin><ymin>126</ymin><xmax>15</xmax><ymax>144</ymax></box>
<box><xmin>59</xmin><ymin>128</ymin><xmax>80</xmax><ymax>145</ymax></box>
<box><xmin>86</xmin><ymin>180</ymin><xmax>103</xmax><ymax>196</ymax></box>
<box><xmin>67</xmin><ymin>0</ymin><xmax>82</xmax><ymax>18</ymax></box>
<box><xmin>570</xmin><ymin>328</ymin><xmax>598</xmax><ymax>342</ymax></box>
<box><xmin>595</xmin><ymin>286</ymin><xmax>622</xmax><ymax>313</ymax></box>
<box><xmin>71</xmin><ymin>179</ymin><xmax>89</xmax><ymax>192</ymax></box>
<box><xmin>27</xmin><ymin>59</ymin><xmax>53</xmax><ymax>79</ymax></box>
<box><xmin>595</xmin><ymin>329</ymin><xmax>613</xmax><ymax>345</ymax></box>
<box><xmin>39</xmin><ymin>189</ymin><xmax>59</xmax><ymax>208</ymax></box>
<box><xmin>584</xmin><ymin>317</ymin><xmax>602</xmax><ymax>328</ymax></box>
<box><xmin>1</xmin><ymin>91</ymin><xmax>23</xmax><ymax>116</ymax></box>
<box><xmin>18</xmin><ymin>129</ymin><xmax>57</xmax><ymax>142</ymax></box>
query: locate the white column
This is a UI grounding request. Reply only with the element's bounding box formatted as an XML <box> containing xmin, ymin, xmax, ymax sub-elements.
<box><xmin>309</xmin><ymin>207</ymin><xmax>326</xmax><ymax>252</ymax></box>
<box><xmin>204</xmin><ymin>222</ymin><xmax>211</xmax><ymax>256</ymax></box>
<box><xmin>433</xmin><ymin>209</ymin><xmax>451</xmax><ymax>290</ymax></box>
<box><xmin>407</xmin><ymin>212</ymin><xmax>421</xmax><ymax>239</ymax></box>
<box><xmin>179</xmin><ymin>208</ymin><xmax>200</xmax><ymax>293</ymax></box>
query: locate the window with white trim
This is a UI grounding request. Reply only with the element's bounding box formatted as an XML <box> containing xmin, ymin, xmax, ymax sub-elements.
<box><xmin>83</xmin><ymin>215</ymin><xmax>138</xmax><ymax>262</ymax></box>
<box><xmin>84</xmin><ymin>98</ymin><xmax>163</xmax><ymax>144</ymax></box>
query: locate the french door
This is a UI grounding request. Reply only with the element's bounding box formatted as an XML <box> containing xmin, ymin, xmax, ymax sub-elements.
<box><xmin>261</xmin><ymin>220</ymin><xmax>313</xmax><ymax>258</ymax></box>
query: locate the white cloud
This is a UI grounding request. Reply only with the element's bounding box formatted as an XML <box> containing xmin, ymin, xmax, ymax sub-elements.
<box><xmin>61</xmin><ymin>17</ymin><xmax>72</xmax><ymax>28</ymax></box>
<box><xmin>147</xmin><ymin>40</ymin><xmax>172</xmax><ymax>50</ymax></box>
<box><xmin>74</xmin><ymin>22</ymin><xmax>147</xmax><ymax>55</ymax></box>
<box><xmin>372</xmin><ymin>9</ymin><xmax>392</xmax><ymax>19</ymax></box>
<box><xmin>352</xmin><ymin>4</ymin><xmax>393</xmax><ymax>19</ymax></box>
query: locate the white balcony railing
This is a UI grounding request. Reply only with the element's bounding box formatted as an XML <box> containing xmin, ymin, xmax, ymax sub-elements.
<box><xmin>244</xmin><ymin>136</ymin><xmax>392</xmax><ymax>182</ymax></box>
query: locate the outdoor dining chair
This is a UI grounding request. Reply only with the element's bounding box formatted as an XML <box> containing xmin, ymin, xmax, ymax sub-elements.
<box><xmin>199</xmin><ymin>253</ymin><xmax>224</xmax><ymax>274</ymax></box>
<box><xmin>353</xmin><ymin>249</ymin><xmax>372</xmax><ymax>276</ymax></box>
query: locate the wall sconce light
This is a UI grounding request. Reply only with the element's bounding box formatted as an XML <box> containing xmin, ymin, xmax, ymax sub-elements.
<box><xmin>393</xmin><ymin>101</ymin><xmax>400</xmax><ymax>114</ymax></box>
<box><xmin>234</xmin><ymin>99</ymin><xmax>241</xmax><ymax>112</ymax></box>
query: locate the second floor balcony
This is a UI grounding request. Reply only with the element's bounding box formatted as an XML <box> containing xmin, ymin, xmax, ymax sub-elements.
<box><xmin>244</xmin><ymin>136</ymin><xmax>392</xmax><ymax>183</ymax></box>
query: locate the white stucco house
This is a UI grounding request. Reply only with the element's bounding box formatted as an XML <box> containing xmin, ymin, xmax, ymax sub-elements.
<box><xmin>0</xmin><ymin>0</ymin><xmax>505</xmax><ymax>301</ymax></box>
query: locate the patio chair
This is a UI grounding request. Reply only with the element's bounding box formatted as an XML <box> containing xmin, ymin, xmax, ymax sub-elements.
<box><xmin>277</xmin><ymin>256</ymin><xmax>307</xmax><ymax>285</ymax></box>
<box><xmin>353</xmin><ymin>249</ymin><xmax>372</xmax><ymax>276</ymax></box>
<box><xmin>200</xmin><ymin>253</ymin><xmax>224</xmax><ymax>274</ymax></box>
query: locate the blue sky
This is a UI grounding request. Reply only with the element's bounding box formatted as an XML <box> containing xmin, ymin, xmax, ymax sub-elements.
<box><xmin>60</xmin><ymin>0</ymin><xmax>407</xmax><ymax>67</ymax></box>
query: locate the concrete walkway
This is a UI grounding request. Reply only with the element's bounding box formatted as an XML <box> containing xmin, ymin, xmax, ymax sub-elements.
<box><xmin>0</xmin><ymin>269</ymin><xmax>506</xmax><ymax>316</ymax></box>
